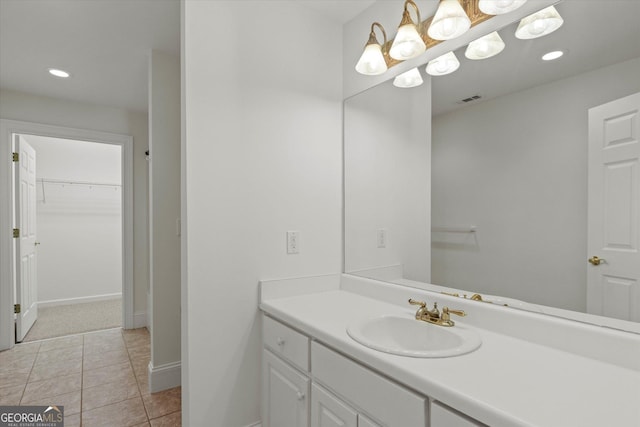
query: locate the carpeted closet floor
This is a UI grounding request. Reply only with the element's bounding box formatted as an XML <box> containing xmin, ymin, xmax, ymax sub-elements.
<box><xmin>22</xmin><ymin>298</ymin><xmax>122</xmax><ymax>342</ymax></box>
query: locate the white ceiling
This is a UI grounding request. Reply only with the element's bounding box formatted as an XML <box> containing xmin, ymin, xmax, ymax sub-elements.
<box><xmin>0</xmin><ymin>0</ymin><xmax>374</xmax><ymax>113</ymax></box>
<box><xmin>0</xmin><ymin>0</ymin><xmax>180</xmax><ymax>113</ymax></box>
<box><xmin>2</xmin><ymin>1</ymin><xmax>636</xmax><ymax>115</ymax></box>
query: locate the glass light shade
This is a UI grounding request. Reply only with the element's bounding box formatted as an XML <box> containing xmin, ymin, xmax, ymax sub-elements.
<box><xmin>515</xmin><ymin>6</ymin><xmax>563</xmax><ymax>40</ymax></box>
<box><xmin>393</xmin><ymin>68</ymin><xmax>423</xmax><ymax>88</ymax></box>
<box><xmin>428</xmin><ymin>0</ymin><xmax>471</xmax><ymax>41</ymax></box>
<box><xmin>355</xmin><ymin>44</ymin><xmax>388</xmax><ymax>75</ymax></box>
<box><xmin>465</xmin><ymin>31</ymin><xmax>505</xmax><ymax>60</ymax></box>
<box><xmin>425</xmin><ymin>51</ymin><xmax>460</xmax><ymax>76</ymax></box>
<box><xmin>389</xmin><ymin>24</ymin><xmax>426</xmax><ymax>60</ymax></box>
<box><xmin>478</xmin><ymin>0</ymin><xmax>527</xmax><ymax>15</ymax></box>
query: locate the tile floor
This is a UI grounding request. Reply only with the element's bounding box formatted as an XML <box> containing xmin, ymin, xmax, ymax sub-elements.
<box><xmin>0</xmin><ymin>327</ymin><xmax>181</xmax><ymax>426</ymax></box>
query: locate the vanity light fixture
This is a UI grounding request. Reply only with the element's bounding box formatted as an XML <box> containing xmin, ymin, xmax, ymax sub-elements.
<box><xmin>355</xmin><ymin>22</ymin><xmax>389</xmax><ymax>75</ymax></box>
<box><xmin>465</xmin><ymin>31</ymin><xmax>505</xmax><ymax>60</ymax></box>
<box><xmin>425</xmin><ymin>51</ymin><xmax>460</xmax><ymax>76</ymax></box>
<box><xmin>393</xmin><ymin>67</ymin><xmax>424</xmax><ymax>88</ymax></box>
<box><xmin>542</xmin><ymin>50</ymin><xmax>564</xmax><ymax>61</ymax></box>
<box><xmin>478</xmin><ymin>0</ymin><xmax>527</xmax><ymax>15</ymax></box>
<box><xmin>389</xmin><ymin>0</ymin><xmax>426</xmax><ymax>61</ymax></box>
<box><xmin>48</xmin><ymin>68</ymin><xmax>70</xmax><ymax>78</ymax></box>
<box><xmin>515</xmin><ymin>5</ymin><xmax>563</xmax><ymax>40</ymax></box>
<box><xmin>428</xmin><ymin>0</ymin><xmax>471</xmax><ymax>41</ymax></box>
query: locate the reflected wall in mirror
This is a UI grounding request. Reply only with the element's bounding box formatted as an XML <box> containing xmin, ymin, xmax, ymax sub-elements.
<box><xmin>344</xmin><ymin>0</ymin><xmax>640</xmax><ymax>332</ymax></box>
<box><xmin>345</xmin><ymin>81</ymin><xmax>431</xmax><ymax>283</ymax></box>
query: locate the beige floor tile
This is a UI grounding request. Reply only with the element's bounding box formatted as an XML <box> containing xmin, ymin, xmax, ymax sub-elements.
<box><xmin>150</xmin><ymin>410</ymin><xmax>181</xmax><ymax>427</ymax></box>
<box><xmin>83</xmin><ymin>361</ymin><xmax>135</xmax><ymax>389</ymax></box>
<box><xmin>0</xmin><ymin>368</ymin><xmax>31</xmax><ymax>388</ymax></box>
<box><xmin>21</xmin><ymin>373</ymin><xmax>82</xmax><ymax>402</ymax></box>
<box><xmin>21</xmin><ymin>390</ymin><xmax>82</xmax><ymax>415</ymax></box>
<box><xmin>82</xmin><ymin>377</ymin><xmax>141</xmax><ymax>411</ymax></box>
<box><xmin>0</xmin><ymin>352</ymin><xmax>37</xmax><ymax>373</ymax></box>
<box><xmin>132</xmin><ymin>423</ymin><xmax>151</xmax><ymax>427</ymax></box>
<box><xmin>29</xmin><ymin>358</ymin><xmax>82</xmax><ymax>382</ymax></box>
<box><xmin>0</xmin><ymin>383</ymin><xmax>25</xmax><ymax>405</ymax></box>
<box><xmin>83</xmin><ymin>348</ymin><xmax>131</xmax><ymax>371</ymax></box>
<box><xmin>35</xmin><ymin>346</ymin><xmax>83</xmax><ymax>365</ymax></box>
<box><xmin>63</xmin><ymin>413</ymin><xmax>81</xmax><ymax>427</ymax></box>
<box><xmin>82</xmin><ymin>396</ymin><xmax>148</xmax><ymax>427</ymax></box>
<box><xmin>142</xmin><ymin>387</ymin><xmax>181</xmax><ymax>420</ymax></box>
<box><xmin>1</xmin><ymin>341</ymin><xmax>41</xmax><ymax>355</ymax></box>
<box><xmin>84</xmin><ymin>338</ymin><xmax>127</xmax><ymax>356</ymax></box>
<box><xmin>38</xmin><ymin>335</ymin><xmax>84</xmax><ymax>352</ymax></box>
<box><xmin>127</xmin><ymin>343</ymin><xmax>150</xmax><ymax>361</ymax></box>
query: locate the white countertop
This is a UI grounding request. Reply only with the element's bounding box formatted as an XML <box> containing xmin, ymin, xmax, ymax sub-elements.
<box><xmin>260</xmin><ymin>280</ymin><xmax>640</xmax><ymax>427</ymax></box>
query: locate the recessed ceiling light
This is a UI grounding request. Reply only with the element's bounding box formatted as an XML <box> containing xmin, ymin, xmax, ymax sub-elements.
<box><xmin>542</xmin><ymin>50</ymin><xmax>564</xmax><ymax>61</ymax></box>
<box><xmin>48</xmin><ymin>68</ymin><xmax>70</xmax><ymax>78</ymax></box>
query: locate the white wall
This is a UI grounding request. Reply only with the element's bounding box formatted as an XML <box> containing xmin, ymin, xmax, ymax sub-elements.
<box><xmin>345</xmin><ymin>79</ymin><xmax>431</xmax><ymax>282</ymax></box>
<box><xmin>24</xmin><ymin>135</ymin><xmax>122</xmax><ymax>304</ymax></box>
<box><xmin>148</xmin><ymin>50</ymin><xmax>181</xmax><ymax>388</ymax></box>
<box><xmin>183</xmin><ymin>1</ymin><xmax>343</xmax><ymax>426</ymax></box>
<box><xmin>0</xmin><ymin>89</ymin><xmax>149</xmax><ymax>317</ymax></box>
<box><xmin>432</xmin><ymin>57</ymin><xmax>640</xmax><ymax>312</ymax></box>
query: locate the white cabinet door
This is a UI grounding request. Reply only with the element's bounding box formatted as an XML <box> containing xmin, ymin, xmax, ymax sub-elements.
<box><xmin>311</xmin><ymin>384</ymin><xmax>357</xmax><ymax>427</ymax></box>
<box><xmin>358</xmin><ymin>414</ymin><xmax>382</xmax><ymax>427</ymax></box>
<box><xmin>431</xmin><ymin>402</ymin><xmax>485</xmax><ymax>427</ymax></box>
<box><xmin>263</xmin><ymin>349</ymin><xmax>310</xmax><ymax>427</ymax></box>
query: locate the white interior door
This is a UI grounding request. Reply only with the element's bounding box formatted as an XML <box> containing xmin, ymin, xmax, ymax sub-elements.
<box><xmin>587</xmin><ymin>92</ymin><xmax>640</xmax><ymax>321</ymax></box>
<box><xmin>15</xmin><ymin>134</ymin><xmax>38</xmax><ymax>341</ymax></box>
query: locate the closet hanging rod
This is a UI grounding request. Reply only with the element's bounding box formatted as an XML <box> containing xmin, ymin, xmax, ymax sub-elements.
<box><xmin>431</xmin><ymin>225</ymin><xmax>477</xmax><ymax>233</ymax></box>
<box><xmin>39</xmin><ymin>178</ymin><xmax>121</xmax><ymax>187</ymax></box>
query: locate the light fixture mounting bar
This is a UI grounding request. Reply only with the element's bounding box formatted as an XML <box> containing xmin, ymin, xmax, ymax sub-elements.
<box><xmin>383</xmin><ymin>0</ymin><xmax>493</xmax><ymax>68</ymax></box>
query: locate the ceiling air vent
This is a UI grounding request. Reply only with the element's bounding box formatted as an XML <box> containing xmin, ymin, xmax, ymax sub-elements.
<box><xmin>456</xmin><ymin>95</ymin><xmax>482</xmax><ymax>104</ymax></box>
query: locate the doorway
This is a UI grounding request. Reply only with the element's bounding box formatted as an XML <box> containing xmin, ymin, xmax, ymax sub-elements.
<box><xmin>0</xmin><ymin>119</ymin><xmax>134</xmax><ymax>351</ymax></box>
<box><xmin>19</xmin><ymin>134</ymin><xmax>123</xmax><ymax>341</ymax></box>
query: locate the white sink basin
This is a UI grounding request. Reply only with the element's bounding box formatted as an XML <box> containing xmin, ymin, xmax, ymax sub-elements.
<box><xmin>346</xmin><ymin>315</ymin><xmax>482</xmax><ymax>358</ymax></box>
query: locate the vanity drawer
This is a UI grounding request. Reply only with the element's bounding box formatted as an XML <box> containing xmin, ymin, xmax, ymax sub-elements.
<box><xmin>263</xmin><ymin>315</ymin><xmax>309</xmax><ymax>372</ymax></box>
<box><xmin>311</xmin><ymin>342</ymin><xmax>426</xmax><ymax>427</ymax></box>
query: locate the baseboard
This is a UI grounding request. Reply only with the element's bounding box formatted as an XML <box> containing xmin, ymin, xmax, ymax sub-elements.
<box><xmin>38</xmin><ymin>293</ymin><xmax>122</xmax><ymax>308</ymax></box>
<box><xmin>133</xmin><ymin>311</ymin><xmax>147</xmax><ymax>328</ymax></box>
<box><xmin>244</xmin><ymin>423</ymin><xmax>261</xmax><ymax>427</ymax></box>
<box><xmin>148</xmin><ymin>360</ymin><xmax>181</xmax><ymax>393</ymax></box>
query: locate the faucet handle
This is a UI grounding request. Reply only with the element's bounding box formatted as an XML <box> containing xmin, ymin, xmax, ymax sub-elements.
<box><xmin>408</xmin><ymin>298</ymin><xmax>426</xmax><ymax>308</ymax></box>
<box><xmin>441</xmin><ymin>307</ymin><xmax>466</xmax><ymax>322</ymax></box>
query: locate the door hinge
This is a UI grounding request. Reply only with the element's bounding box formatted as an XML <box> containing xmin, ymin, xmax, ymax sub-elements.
<box><xmin>13</xmin><ymin>228</ymin><xmax>19</xmax><ymax>238</ymax></box>
<box><xmin>14</xmin><ymin>304</ymin><xmax>20</xmax><ymax>314</ymax></box>
<box><xmin>12</xmin><ymin>152</ymin><xmax>19</xmax><ymax>162</ymax></box>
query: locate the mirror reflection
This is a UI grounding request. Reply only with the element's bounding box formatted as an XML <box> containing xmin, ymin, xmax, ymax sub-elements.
<box><xmin>344</xmin><ymin>0</ymin><xmax>640</xmax><ymax>331</ymax></box>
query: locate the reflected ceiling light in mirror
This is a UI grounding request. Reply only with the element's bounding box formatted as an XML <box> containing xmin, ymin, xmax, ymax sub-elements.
<box><xmin>48</xmin><ymin>68</ymin><xmax>70</xmax><ymax>78</ymax></box>
<box><xmin>478</xmin><ymin>0</ymin><xmax>527</xmax><ymax>15</ymax></box>
<box><xmin>356</xmin><ymin>22</ymin><xmax>389</xmax><ymax>75</ymax></box>
<box><xmin>515</xmin><ymin>5</ymin><xmax>563</xmax><ymax>39</ymax></box>
<box><xmin>425</xmin><ymin>51</ymin><xmax>460</xmax><ymax>76</ymax></box>
<box><xmin>542</xmin><ymin>50</ymin><xmax>564</xmax><ymax>61</ymax></box>
<box><xmin>465</xmin><ymin>31</ymin><xmax>505</xmax><ymax>60</ymax></box>
<box><xmin>393</xmin><ymin>67</ymin><xmax>424</xmax><ymax>88</ymax></box>
<box><xmin>389</xmin><ymin>0</ymin><xmax>426</xmax><ymax>60</ymax></box>
<box><xmin>428</xmin><ymin>0</ymin><xmax>471</xmax><ymax>41</ymax></box>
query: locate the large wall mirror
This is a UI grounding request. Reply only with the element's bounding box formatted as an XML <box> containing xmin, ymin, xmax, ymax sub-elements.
<box><xmin>344</xmin><ymin>0</ymin><xmax>640</xmax><ymax>332</ymax></box>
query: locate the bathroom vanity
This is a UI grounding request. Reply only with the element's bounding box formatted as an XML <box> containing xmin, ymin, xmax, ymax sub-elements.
<box><xmin>260</xmin><ymin>274</ymin><xmax>640</xmax><ymax>427</ymax></box>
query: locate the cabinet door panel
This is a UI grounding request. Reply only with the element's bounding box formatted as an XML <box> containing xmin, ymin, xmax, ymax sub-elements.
<box><xmin>358</xmin><ymin>414</ymin><xmax>382</xmax><ymax>427</ymax></box>
<box><xmin>311</xmin><ymin>384</ymin><xmax>357</xmax><ymax>427</ymax></box>
<box><xmin>263</xmin><ymin>349</ymin><xmax>310</xmax><ymax>427</ymax></box>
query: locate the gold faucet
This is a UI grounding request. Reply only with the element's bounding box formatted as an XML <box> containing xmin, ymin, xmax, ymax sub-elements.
<box><xmin>408</xmin><ymin>299</ymin><xmax>466</xmax><ymax>327</ymax></box>
<box><xmin>470</xmin><ymin>293</ymin><xmax>483</xmax><ymax>301</ymax></box>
